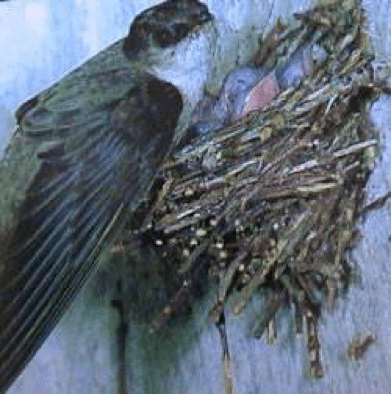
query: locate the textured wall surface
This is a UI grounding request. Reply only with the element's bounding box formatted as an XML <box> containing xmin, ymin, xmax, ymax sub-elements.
<box><xmin>1</xmin><ymin>1</ymin><xmax>391</xmax><ymax>393</ymax></box>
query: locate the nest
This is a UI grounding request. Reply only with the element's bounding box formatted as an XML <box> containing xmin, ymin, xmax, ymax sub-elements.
<box><xmin>126</xmin><ymin>0</ymin><xmax>389</xmax><ymax>378</ymax></box>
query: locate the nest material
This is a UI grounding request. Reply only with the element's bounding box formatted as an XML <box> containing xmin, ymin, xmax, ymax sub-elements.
<box><xmin>129</xmin><ymin>0</ymin><xmax>388</xmax><ymax>378</ymax></box>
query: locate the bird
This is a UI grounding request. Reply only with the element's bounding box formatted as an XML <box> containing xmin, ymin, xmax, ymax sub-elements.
<box><xmin>187</xmin><ymin>43</ymin><xmax>327</xmax><ymax>137</ymax></box>
<box><xmin>0</xmin><ymin>0</ymin><xmax>216</xmax><ymax>391</ymax></box>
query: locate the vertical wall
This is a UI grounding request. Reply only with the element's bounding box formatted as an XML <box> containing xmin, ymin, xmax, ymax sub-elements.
<box><xmin>1</xmin><ymin>1</ymin><xmax>391</xmax><ymax>393</ymax></box>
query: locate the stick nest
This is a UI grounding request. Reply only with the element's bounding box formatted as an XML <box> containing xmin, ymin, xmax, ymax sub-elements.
<box><xmin>127</xmin><ymin>0</ymin><xmax>389</xmax><ymax>377</ymax></box>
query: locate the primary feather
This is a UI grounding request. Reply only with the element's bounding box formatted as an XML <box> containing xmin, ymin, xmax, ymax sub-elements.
<box><xmin>0</xmin><ymin>0</ymin><xmax>214</xmax><ymax>390</ymax></box>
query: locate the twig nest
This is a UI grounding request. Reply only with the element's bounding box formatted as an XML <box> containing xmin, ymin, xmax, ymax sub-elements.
<box><xmin>125</xmin><ymin>0</ymin><xmax>390</xmax><ymax>378</ymax></box>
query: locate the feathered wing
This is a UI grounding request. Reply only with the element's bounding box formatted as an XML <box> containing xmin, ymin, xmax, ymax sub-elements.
<box><xmin>0</xmin><ymin>39</ymin><xmax>182</xmax><ymax>391</ymax></box>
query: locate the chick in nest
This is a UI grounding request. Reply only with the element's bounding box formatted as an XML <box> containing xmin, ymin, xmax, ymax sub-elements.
<box><xmin>187</xmin><ymin>43</ymin><xmax>327</xmax><ymax>137</ymax></box>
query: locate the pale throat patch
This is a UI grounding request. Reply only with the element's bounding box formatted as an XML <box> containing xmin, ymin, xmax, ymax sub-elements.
<box><xmin>148</xmin><ymin>21</ymin><xmax>218</xmax><ymax>143</ymax></box>
<box><xmin>150</xmin><ymin>21</ymin><xmax>217</xmax><ymax>107</ymax></box>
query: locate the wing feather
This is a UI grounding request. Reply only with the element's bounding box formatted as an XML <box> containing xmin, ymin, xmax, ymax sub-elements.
<box><xmin>0</xmin><ymin>39</ymin><xmax>182</xmax><ymax>391</ymax></box>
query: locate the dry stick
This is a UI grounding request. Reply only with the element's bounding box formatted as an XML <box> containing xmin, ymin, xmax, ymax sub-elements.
<box><xmin>215</xmin><ymin>311</ymin><xmax>234</xmax><ymax>394</ymax></box>
<box><xmin>305</xmin><ymin>308</ymin><xmax>324</xmax><ymax>378</ymax></box>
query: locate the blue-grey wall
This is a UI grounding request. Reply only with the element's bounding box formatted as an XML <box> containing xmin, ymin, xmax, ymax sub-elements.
<box><xmin>1</xmin><ymin>1</ymin><xmax>391</xmax><ymax>393</ymax></box>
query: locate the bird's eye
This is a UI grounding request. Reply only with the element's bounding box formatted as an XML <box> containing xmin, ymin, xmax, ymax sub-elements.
<box><xmin>172</xmin><ymin>23</ymin><xmax>189</xmax><ymax>40</ymax></box>
<box><xmin>154</xmin><ymin>27</ymin><xmax>174</xmax><ymax>47</ymax></box>
<box><xmin>154</xmin><ymin>23</ymin><xmax>190</xmax><ymax>48</ymax></box>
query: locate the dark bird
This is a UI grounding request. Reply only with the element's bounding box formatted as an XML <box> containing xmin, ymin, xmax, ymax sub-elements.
<box><xmin>0</xmin><ymin>0</ymin><xmax>215</xmax><ymax>391</ymax></box>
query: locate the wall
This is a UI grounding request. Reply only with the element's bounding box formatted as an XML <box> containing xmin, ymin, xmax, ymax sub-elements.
<box><xmin>1</xmin><ymin>0</ymin><xmax>391</xmax><ymax>393</ymax></box>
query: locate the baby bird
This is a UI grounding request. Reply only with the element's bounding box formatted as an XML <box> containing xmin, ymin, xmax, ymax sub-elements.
<box><xmin>188</xmin><ymin>43</ymin><xmax>327</xmax><ymax>136</ymax></box>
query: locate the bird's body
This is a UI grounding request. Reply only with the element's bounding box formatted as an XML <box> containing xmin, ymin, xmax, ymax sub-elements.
<box><xmin>0</xmin><ymin>1</ymin><xmax>215</xmax><ymax>391</ymax></box>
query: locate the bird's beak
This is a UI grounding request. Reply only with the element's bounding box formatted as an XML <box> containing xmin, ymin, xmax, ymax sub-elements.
<box><xmin>201</xmin><ymin>9</ymin><xmax>214</xmax><ymax>24</ymax></box>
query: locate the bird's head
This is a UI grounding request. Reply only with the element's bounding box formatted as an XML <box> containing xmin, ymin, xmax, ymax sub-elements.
<box><xmin>123</xmin><ymin>0</ymin><xmax>217</xmax><ymax>117</ymax></box>
<box><xmin>123</xmin><ymin>0</ymin><xmax>214</xmax><ymax>59</ymax></box>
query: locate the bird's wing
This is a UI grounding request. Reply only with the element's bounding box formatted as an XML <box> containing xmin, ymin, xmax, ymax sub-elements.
<box><xmin>0</xmin><ymin>39</ymin><xmax>182</xmax><ymax>391</ymax></box>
